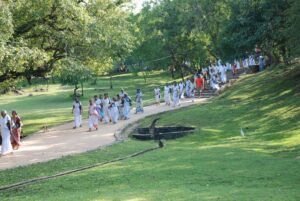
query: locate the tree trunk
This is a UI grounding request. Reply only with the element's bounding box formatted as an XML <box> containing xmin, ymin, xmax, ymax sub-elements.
<box><xmin>170</xmin><ymin>67</ymin><xmax>175</xmax><ymax>79</ymax></box>
<box><xmin>91</xmin><ymin>77</ymin><xmax>97</xmax><ymax>85</ymax></box>
<box><xmin>74</xmin><ymin>84</ymin><xmax>79</xmax><ymax>97</ymax></box>
<box><xmin>110</xmin><ymin>76</ymin><xmax>113</xmax><ymax>89</ymax></box>
<box><xmin>46</xmin><ymin>79</ymin><xmax>49</xmax><ymax>91</ymax></box>
<box><xmin>179</xmin><ymin>65</ymin><xmax>185</xmax><ymax>82</ymax></box>
<box><xmin>51</xmin><ymin>75</ymin><xmax>55</xmax><ymax>84</ymax></box>
<box><xmin>26</xmin><ymin>76</ymin><xmax>32</xmax><ymax>85</ymax></box>
<box><xmin>142</xmin><ymin>72</ymin><xmax>147</xmax><ymax>83</ymax></box>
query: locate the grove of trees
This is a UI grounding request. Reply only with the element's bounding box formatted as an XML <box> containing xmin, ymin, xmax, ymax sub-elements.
<box><xmin>0</xmin><ymin>0</ymin><xmax>136</xmax><ymax>91</ymax></box>
<box><xmin>0</xmin><ymin>0</ymin><xmax>299</xmax><ymax>91</ymax></box>
<box><xmin>127</xmin><ymin>0</ymin><xmax>300</xmax><ymax>78</ymax></box>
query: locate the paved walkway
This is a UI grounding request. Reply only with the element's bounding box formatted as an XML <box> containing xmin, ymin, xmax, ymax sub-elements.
<box><xmin>0</xmin><ymin>98</ymin><xmax>207</xmax><ymax>170</ymax></box>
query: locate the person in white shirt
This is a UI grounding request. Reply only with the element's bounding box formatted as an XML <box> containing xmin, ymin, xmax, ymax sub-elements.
<box><xmin>0</xmin><ymin>110</ymin><xmax>13</xmax><ymax>156</ymax></box>
<box><xmin>135</xmin><ymin>89</ymin><xmax>144</xmax><ymax>114</ymax></box>
<box><xmin>220</xmin><ymin>65</ymin><xmax>227</xmax><ymax>84</ymax></box>
<box><xmin>185</xmin><ymin>79</ymin><xmax>191</xmax><ymax>97</ymax></box>
<box><xmin>72</xmin><ymin>98</ymin><xmax>83</xmax><ymax>129</ymax></box>
<box><xmin>154</xmin><ymin>87</ymin><xmax>161</xmax><ymax>106</ymax></box>
<box><xmin>172</xmin><ymin>82</ymin><xmax>180</xmax><ymax>107</ymax></box>
<box><xmin>102</xmin><ymin>93</ymin><xmax>111</xmax><ymax>123</ymax></box>
<box><xmin>123</xmin><ymin>94</ymin><xmax>132</xmax><ymax>120</ymax></box>
<box><xmin>94</xmin><ymin>95</ymin><xmax>102</xmax><ymax>121</ymax></box>
<box><xmin>179</xmin><ymin>81</ymin><xmax>184</xmax><ymax>99</ymax></box>
<box><xmin>88</xmin><ymin>100</ymin><xmax>99</xmax><ymax>131</ymax></box>
<box><xmin>110</xmin><ymin>97</ymin><xmax>119</xmax><ymax>124</ymax></box>
<box><xmin>164</xmin><ymin>83</ymin><xmax>171</xmax><ymax>106</ymax></box>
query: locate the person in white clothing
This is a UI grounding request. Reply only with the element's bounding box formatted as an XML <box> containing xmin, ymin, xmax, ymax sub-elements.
<box><xmin>88</xmin><ymin>100</ymin><xmax>99</xmax><ymax>131</ymax></box>
<box><xmin>185</xmin><ymin>79</ymin><xmax>191</xmax><ymax>97</ymax></box>
<box><xmin>154</xmin><ymin>87</ymin><xmax>161</xmax><ymax>105</ymax></box>
<box><xmin>110</xmin><ymin>97</ymin><xmax>119</xmax><ymax>124</ymax></box>
<box><xmin>102</xmin><ymin>94</ymin><xmax>111</xmax><ymax>123</ymax></box>
<box><xmin>220</xmin><ymin>65</ymin><xmax>227</xmax><ymax>84</ymax></box>
<box><xmin>172</xmin><ymin>82</ymin><xmax>180</xmax><ymax>107</ymax></box>
<box><xmin>94</xmin><ymin>95</ymin><xmax>102</xmax><ymax>121</ymax></box>
<box><xmin>119</xmin><ymin>89</ymin><xmax>125</xmax><ymax>99</ymax></box>
<box><xmin>164</xmin><ymin>83</ymin><xmax>171</xmax><ymax>106</ymax></box>
<box><xmin>226</xmin><ymin>62</ymin><xmax>232</xmax><ymax>71</ymax></box>
<box><xmin>179</xmin><ymin>81</ymin><xmax>184</xmax><ymax>99</ymax></box>
<box><xmin>135</xmin><ymin>89</ymin><xmax>144</xmax><ymax>114</ymax></box>
<box><xmin>72</xmin><ymin>98</ymin><xmax>83</xmax><ymax>129</ymax></box>
<box><xmin>190</xmin><ymin>81</ymin><xmax>195</xmax><ymax>102</ymax></box>
<box><xmin>123</xmin><ymin>94</ymin><xmax>131</xmax><ymax>120</ymax></box>
<box><xmin>211</xmin><ymin>75</ymin><xmax>220</xmax><ymax>90</ymax></box>
<box><xmin>0</xmin><ymin>110</ymin><xmax>13</xmax><ymax>156</ymax></box>
<box><xmin>117</xmin><ymin>94</ymin><xmax>124</xmax><ymax>120</ymax></box>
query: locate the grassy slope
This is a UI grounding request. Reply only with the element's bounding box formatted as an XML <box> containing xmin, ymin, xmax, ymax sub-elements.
<box><xmin>0</xmin><ymin>71</ymin><xmax>173</xmax><ymax>136</ymax></box>
<box><xmin>0</xmin><ymin>65</ymin><xmax>299</xmax><ymax>201</ymax></box>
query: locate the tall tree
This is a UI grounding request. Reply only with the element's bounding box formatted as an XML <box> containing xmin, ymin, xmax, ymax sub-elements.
<box><xmin>0</xmin><ymin>0</ymin><xmax>136</xmax><ymax>84</ymax></box>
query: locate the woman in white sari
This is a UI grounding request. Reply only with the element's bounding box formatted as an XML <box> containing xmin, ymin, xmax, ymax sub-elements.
<box><xmin>102</xmin><ymin>94</ymin><xmax>111</xmax><ymax>123</ymax></box>
<box><xmin>72</xmin><ymin>98</ymin><xmax>82</xmax><ymax>129</ymax></box>
<box><xmin>164</xmin><ymin>84</ymin><xmax>171</xmax><ymax>106</ymax></box>
<box><xmin>110</xmin><ymin>97</ymin><xmax>119</xmax><ymax>124</ymax></box>
<box><xmin>0</xmin><ymin>110</ymin><xmax>13</xmax><ymax>156</ymax></box>
<box><xmin>123</xmin><ymin>94</ymin><xmax>131</xmax><ymax>120</ymax></box>
<box><xmin>154</xmin><ymin>87</ymin><xmax>161</xmax><ymax>105</ymax></box>
<box><xmin>135</xmin><ymin>89</ymin><xmax>144</xmax><ymax>114</ymax></box>
<box><xmin>172</xmin><ymin>82</ymin><xmax>180</xmax><ymax>107</ymax></box>
<box><xmin>88</xmin><ymin>100</ymin><xmax>99</xmax><ymax>132</ymax></box>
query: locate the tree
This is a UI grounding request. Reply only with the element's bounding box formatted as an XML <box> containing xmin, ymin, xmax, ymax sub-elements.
<box><xmin>219</xmin><ymin>0</ymin><xmax>292</xmax><ymax>64</ymax></box>
<box><xmin>127</xmin><ymin>0</ymin><xmax>229</xmax><ymax>79</ymax></box>
<box><xmin>0</xmin><ymin>0</ymin><xmax>136</xmax><ymax>85</ymax></box>
<box><xmin>285</xmin><ymin>0</ymin><xmax>300</xmax><ymax>58</ymax></box>
<box><xmin>58</xmin><ymin>58</ymin><xmax>91</xmax><ymax>97</ymax></box>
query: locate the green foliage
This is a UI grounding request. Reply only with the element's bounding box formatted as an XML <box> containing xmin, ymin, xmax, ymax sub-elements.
<box><xmin>128</xmin><ymin>0</ymin><xmax>299</xmax><ymax>72</ymax></box>
<box><xmin>57</xmin><ymin>58</ymin><xmax>91</xmax><ymax>95</ymax></box>
<box><xmin>285</xmin><ymin>0</ymin><xmax>300</xmax><ymax>57</ymax></box>
<box><xmin>128</xmin><ymin>0</ymin><xmax>231</xmax><ymax>77</ymax></box>
<box><xmin>219</xmin><ymin>0</ymin><xmax>294</xmax><ymax>63</ymax></box>
<box><xmin>0</xmin><ymin>0</ymin><xmax>136</xmax><ymax>84</ymax></box>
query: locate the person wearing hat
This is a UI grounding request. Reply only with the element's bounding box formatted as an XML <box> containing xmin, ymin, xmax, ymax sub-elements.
<box><xmin>0</xmin><ymin>110</ymin><xmax>13</xmax><ymax>156</ymax></box>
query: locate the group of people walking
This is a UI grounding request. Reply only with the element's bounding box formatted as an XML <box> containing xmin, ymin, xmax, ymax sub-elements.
<box><xmin>72</xmin><ymin>90</ymin><xmax>133</xmax><ymax>132</ymax></box>
<box><xmin>154</xmin><ymin>74</ymin><xmax>206</xmax><ymax>108</ymax></box>
<box><xmin>0</xmin><ymin>110</ymin><xmax>22</xmax><ymax>156</ymax></box>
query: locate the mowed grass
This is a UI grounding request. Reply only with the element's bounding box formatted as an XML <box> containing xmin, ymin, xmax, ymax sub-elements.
<box><xmin>0</xmin><ymin>71</ymin><xmax>174</xmax><ymax>136</ymax></box>
<box><xmin>0</xmin><ymin>65</ymin><xmax>299</xmax><ymax>200</ymax></box>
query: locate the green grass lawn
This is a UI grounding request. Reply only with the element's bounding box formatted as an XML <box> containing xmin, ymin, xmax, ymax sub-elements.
<box><xmin>0</xmin><ymin>71</ymin><xmax>174</xmax><ymax>136</ymax></box>
<box><xmin>0</xmin><ymin>65</ymin><xmax>299</xmax><ymax>200</ymax></box>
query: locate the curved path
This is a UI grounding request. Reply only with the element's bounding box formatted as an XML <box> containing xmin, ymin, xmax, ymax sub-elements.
<box><xmin>0</xmin><ymin>98</ymin><xmax>207</xmax><ymax>170</ymax></box>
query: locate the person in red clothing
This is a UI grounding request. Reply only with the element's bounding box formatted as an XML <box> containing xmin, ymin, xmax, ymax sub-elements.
<box><xmin>232</xmin><ymin>63</ymin><xmax>237</xmax><ymax>77</ymax></box>
<box><xmin>195</xmin><ymin>75</ymin><xmax>205</xmax><ymax>97</ymax></box>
